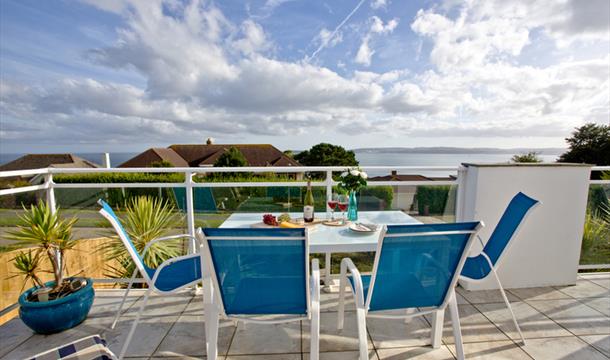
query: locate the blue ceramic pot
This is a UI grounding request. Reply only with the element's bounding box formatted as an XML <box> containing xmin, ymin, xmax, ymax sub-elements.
<box><xmin>18</xmin><ymin>278</ymin><xmax>95</xmax><ymax>334</ymax></box>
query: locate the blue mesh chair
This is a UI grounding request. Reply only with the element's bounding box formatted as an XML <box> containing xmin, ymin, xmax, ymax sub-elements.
<box><xmin>98</xmin><ymin>200</ymin><xmax>202</xmax><ymax>360</ymax></box>
<box><xmin>460</xmin><ymin>192</ymin><xmax>539</xmax><ymax>345</ymax></box>
<box><xmin>197</xmin><ymin>227</ymin><xmax>320</xmax><ymax>360</ymax></box>
<box><xmin>338</xmin><ymin>222</ymin><xmax>483</xmax><ymax>360</ymax></box>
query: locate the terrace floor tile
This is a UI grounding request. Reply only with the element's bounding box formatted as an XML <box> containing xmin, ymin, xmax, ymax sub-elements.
<box><xmin>474</xmin><ymin>301</ymin><xmax>572</xmax><ymax>340</ymax></box>
<box><xmin>376</xmin><ymin>346</ymin><xmax>455</xmax><ymax>360</ymax></box>
<box><xmin>521</xmin><ymin>336</ymin><xmax>609</xmax><ymax>360</ymax></box>
<box><xmin>526</xmin><ymin>299</ymin><xmax>610</xmax><ymax>336</ymax></box>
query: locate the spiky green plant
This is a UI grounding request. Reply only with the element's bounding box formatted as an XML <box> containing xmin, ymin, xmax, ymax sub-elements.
<box><xmin>100</xmin><ymin>196</ymin><xmax>183</xmax><ymax>282</ymax></box>
<box><xmin>10</xmin><ymin>250</ymin><xmax>44</xmax><ymax>291</ymax></box>
<box><xmin>7</xmin><ymin>202</ymin><xmax>78</xmax><ymax>292</ymax></box>
<box><xmin>581</xmin><ymin>204</ymin><xmax>610</xmax><ymax>264</ymax></box>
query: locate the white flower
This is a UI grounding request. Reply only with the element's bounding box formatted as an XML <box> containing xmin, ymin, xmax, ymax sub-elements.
<box><xmin>360</xmin><ymin>171</ymin><xmax>368</xmax><ymax>179</ymax></box>
<box><xmin>350</xmin><ymin>169</ymin><xmax>360</xmax><ymax>176</ymax></box>
<box><xmin>341</xmin><ymin>172</ymin><xmax>348</xmax><ymax>177</ymax></box>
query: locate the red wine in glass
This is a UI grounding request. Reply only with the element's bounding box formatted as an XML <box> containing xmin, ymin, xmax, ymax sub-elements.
<box><xmin>337</xmin><ymin>203</ymin><xmax>348</xmax><ymax>212</ymax></box>
<box><xmin>327</xmin><ymin>201</ymin><xmax>338</xmax><ymax>210</ymax></box>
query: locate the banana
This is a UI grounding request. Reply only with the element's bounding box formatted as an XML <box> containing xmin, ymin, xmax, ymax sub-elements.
<box><xmin>279</xmin><ymin>221</ymin><xmax>304</xmax><ymax>228</ymax></box>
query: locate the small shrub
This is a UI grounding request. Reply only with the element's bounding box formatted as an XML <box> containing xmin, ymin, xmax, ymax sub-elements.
<box><xmin>415</xmin><ymin>186</ymin><xmax>450</xmax><ymax>215</ymax></box>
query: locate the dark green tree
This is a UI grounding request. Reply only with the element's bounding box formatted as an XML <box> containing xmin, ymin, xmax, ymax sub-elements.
<box><xmin>214</xmin><ymin>147</ymin><xmax>248</xmax><ymax>167</ymax></box>
<box><xmin>511</xmin><ymin>152</ymin><xmax>542</xmax><ymax>163</ymax></box>
<box><xmin>150</xmin><ymin>160</ymin><xmax>173</xmax><ymax>167</ymax></box>
<box><xmin>294</xmin><ymin>143</ymin><xmax>359</xmax><ymax>166</ymax></box>
<box><xmin>559</xmin><ymin>123</ymin><xmax>610</xmax><ymax>165</ymax></box>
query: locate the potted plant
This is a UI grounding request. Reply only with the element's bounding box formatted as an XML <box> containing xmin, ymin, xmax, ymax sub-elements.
<box><xmin>8</xmin><ymin>202</ymin><xmax>94</xmax><ymax>334</ymax></box>
<box><xmin>338</xmin><ymin>168</ymin><xmax>368</xmax><ymax>221</ymax></box>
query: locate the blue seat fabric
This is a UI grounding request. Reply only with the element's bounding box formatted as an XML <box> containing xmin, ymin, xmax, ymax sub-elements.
<box><xmin>461</xmin><ymin>192</ymin><xmax>538</xmax><ymax>280</ymax></box>
<box><xmin>203</xmin><ymin>228</ymin><xmax>307</xmax><ymax>315</ymax></box>
<box><xmin>349</xmin><ymin>222</ymin><xmax>477</xmax><ymax>312</ymax></box>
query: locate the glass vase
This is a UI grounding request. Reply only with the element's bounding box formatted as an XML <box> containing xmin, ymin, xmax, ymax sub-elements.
<box><xmin>347</xmin><ymin>190</ymin><xmax>358</xmax><ymax>221</ymax></box>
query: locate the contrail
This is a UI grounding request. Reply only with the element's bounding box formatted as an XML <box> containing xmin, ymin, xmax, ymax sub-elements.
<box><xmin>307</xmin><ymin>0</ymin><xmax>367</xmax><ymax>61</ymax></box>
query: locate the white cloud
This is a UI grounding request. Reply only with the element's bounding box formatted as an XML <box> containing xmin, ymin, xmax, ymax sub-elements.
<box><xmin>232</xmin><ymin>20</ymin><xmax>271</xmax><ymax>56</ymax></box>
<box><xmin>370</xmin><ymin>0</ymin><xmax>387</xmax><ymax>10</ymax></box>
<box><xmin>2</xmin><ymin>0</ymin><xmax>608</xmax><ymax>149</ymax></box>
<box><xmin>307</xmin><ymin>0</ymin><xmax>367</xmax><ymax>60</ymax></box>
<box><xmin>355</xmin><ymin>16</ymin><xmax>399</xmax><ymax>66</ymax></box>
<box><xmin>317</xmin><ymin>28</ymin><xmax>343</xmax><ymax>49</ymax></box>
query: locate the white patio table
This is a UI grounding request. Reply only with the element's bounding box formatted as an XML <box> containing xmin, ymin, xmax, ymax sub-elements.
<box><xmin>219</xmin><ymin>211</ymin><xmax>421</xmax><ymax>287</ymax></box>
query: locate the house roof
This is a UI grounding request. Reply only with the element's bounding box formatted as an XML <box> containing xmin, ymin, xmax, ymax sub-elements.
<box><xmin>119</xmin><ymin>148</ymin><xmax>189</xmax><ymax>168</ymax></box>
<box><xmin>0</xmin><ymin>154</ymin><xmax>100</xmax><ymax>172</ymax></box>
<box><xmin>120</xmin><ymin>144</ymin><xmax>301</xmax><ymax>168</ymax></box>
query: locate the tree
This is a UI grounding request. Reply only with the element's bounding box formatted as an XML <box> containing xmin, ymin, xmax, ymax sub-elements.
<box><xmin>151</xmin><ymin>160</ymin><xmax>173</xmax><ymax>167</ymax></box>
<box><xmin>511</xmin><ymin>152</ymin><xmax>542</xmax><ymax>163</ymax></box>
<box><xmin>294</xmin><ymin>143</ymin><xmax>359</xmax><ymax>166</ymax></box>
<box><xmin>214</xmin><ymin>147</ymin><xmax>248</xmax><ymax>167</ymax></box>
<box><xmin>559</xmin><ymin>123</ymin><xmax>610</xmax><ymax>165</ymax></box>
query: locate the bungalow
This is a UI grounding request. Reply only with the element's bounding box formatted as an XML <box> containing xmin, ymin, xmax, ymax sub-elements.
<box><xmin>119</xmin><ymin>143</ymin><xmax>300</xmax><ymax>168</ymax></box>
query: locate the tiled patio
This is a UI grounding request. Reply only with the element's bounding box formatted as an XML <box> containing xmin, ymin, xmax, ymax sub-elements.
<box><xmin>1</xmin><ymin>273</ymin><xmax>609</xmax><ymax>360</ymax></box>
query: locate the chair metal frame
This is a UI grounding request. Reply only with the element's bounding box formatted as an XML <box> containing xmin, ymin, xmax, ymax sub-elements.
<box><xmin>197</xmin><ymin>227</ymin><xmax>320</xmax><ymax>360</ymax></box>
<box><xmin>338</xmin><ymin>224</ymin><xmax>483</xmax><ymax>360</ymax></box>
<box><xmin>98</xmin><ymin>200</ymin><xmax>202</xmax><ymax>360</ymax></box>
<box><xmin>459</xmin><ymin>196</ymin><xmax>541</xmax><ymax>346</ymax></box>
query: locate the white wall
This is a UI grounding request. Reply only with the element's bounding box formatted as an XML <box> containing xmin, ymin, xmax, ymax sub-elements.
<box><xmin>458</xmin><ymin>163</ymin><xmax>592</xmax><ymax>290</ymax></box>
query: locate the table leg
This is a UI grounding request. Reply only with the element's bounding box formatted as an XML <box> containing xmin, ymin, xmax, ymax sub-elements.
<box><xmin>325</xmin><ymin>252</ymin><xmax>332</xmax><ymax>286</ymax></box>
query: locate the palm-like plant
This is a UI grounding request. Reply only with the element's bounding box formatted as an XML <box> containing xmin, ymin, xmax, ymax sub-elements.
<box><xmin>100</xmin><ymin>196</ymin><xmax>183</xmax><ymax>281</ymax></box>
<box><xmin>7</xmin><ymin>202</ymin><xmax>78</xmax><ymax>293</ymax></box>
<box><xmin>11</xmin><ymin>250</ymin><xmax>44</xmax><ymax>291</ymax></box>
<box><xmin>582</xmin><ymin>203</ymin><xmax>610</xmax><ymax>263</ymax></box>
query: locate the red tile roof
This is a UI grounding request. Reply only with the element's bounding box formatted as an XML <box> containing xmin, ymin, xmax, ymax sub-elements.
<box><xmin>119</xmin><ymin>144</ymin><xmax>300</xmax><ymax>167</ymax></box>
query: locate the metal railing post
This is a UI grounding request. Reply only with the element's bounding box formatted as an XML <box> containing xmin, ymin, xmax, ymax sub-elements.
<box><xmin>325</xmin><ymin>170</ymin><xmax>333</xmax><ymax>218</ymax></box>
<box><xmin>185</xmin><ymin>171</ymin><xmax>196</xmax><ymax>253</ymax></box>
<box><xmin>44</xmin><ymin>174</ymin><xmax>56</xmax><ymax>213</ymax></box>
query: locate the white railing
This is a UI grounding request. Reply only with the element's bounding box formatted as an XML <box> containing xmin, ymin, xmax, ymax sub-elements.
<box><xmin>1</xmin><ymin>165</ymin><xmax>459</xmax><ymax>244</ymax></box>
<box><xmin>1</xmin><ymin>165</ymin><xmax>608</xmax><ymax>273</ymax></box>
<box><xmin>0</xmin><ymin>164</ymin><xmax>608</xmax><ymax>316</ymax></box>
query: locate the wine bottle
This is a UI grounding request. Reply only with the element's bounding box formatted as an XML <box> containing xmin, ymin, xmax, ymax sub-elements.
<box><xmin>304</xmin><ymin>180</ymin><xmax>314</xmax><ymax>223</ymax></box>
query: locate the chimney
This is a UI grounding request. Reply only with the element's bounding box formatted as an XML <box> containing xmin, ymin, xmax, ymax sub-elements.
<box><xmin>206</xmin><ymin>137</ymin><xmax>214</xmax><ymax>145</ymax></box>
<box><xmin>103</xmin><ymin>153</ymin><xmax>111</xmax><ymax>168</ymax></box>
<box><xmin>391</xmin><ymin>170</ymin><xmax>397</xmax><ymax>176</ymax></box>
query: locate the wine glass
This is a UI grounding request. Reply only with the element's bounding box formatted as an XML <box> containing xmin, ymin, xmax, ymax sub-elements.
<box><xmin>327</xmin><ymin>193</ymin><xmax>339</xmax><ymax>220</ymax></box>
<box><xmin>337</xmin><ymin>194</ymin><xmax>349</xmax><ymax>224</ymax></box>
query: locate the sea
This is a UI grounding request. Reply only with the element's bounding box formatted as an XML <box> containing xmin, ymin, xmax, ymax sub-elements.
<box><xmin>0</xmin><ymin>151</ymin><xmax>562</xmax><ymax>177</ymax></box>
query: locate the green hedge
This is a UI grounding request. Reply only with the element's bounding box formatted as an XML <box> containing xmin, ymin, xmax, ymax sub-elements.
<box><xmin>415</xmin><ymin>186</ymin><xmax>450</xmax><ymax>215</ymax></box>
<box><xmin>54</xmin><ymin>173</ymin><xmax>184</xmax><ymax>183</ymax></box>
<box><xmin>360</xmin><ymin>186</ymin><xmax>393</xmax><ymax>210</ymax></box>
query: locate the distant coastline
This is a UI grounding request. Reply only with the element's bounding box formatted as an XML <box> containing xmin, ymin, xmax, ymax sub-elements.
<box><xmin>351</xmin><ymin>147</ymin><xmax>565</xmax><ymax>155</ymax></box>
<box><xmin>0</xmin><ymin>147</ymin><xmax>565</xmax><ymax>167</ymax></box>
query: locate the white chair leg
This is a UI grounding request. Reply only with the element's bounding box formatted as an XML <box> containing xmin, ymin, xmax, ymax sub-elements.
<box><xmin>355</xmin><ymin>307</ymin><xmax>369</xmax><ymax>360</ymax></box>
<box><xmin>337</xmin><ymin>267</ymin><xmax>347</xmax><ymax>330</ymax></box>
<box><xmin>325</xmin><ymin>252</ymin><xmax>332</xmax><ymax>286</ymax></box>
<box><xmin>310</xmin><ymin>297</ymin><xmax>320</xmax><ymax>360</ymax></box>
<box><xmin>491</xmin><ymin>267</ymin><xmax>526</xmax><ymax>345</ymax></box>
<box><xmin>310</xmin><ymin>260</ymin><xmax>321</xmax><ymax>360</ymax></box>
<box><xmin>118</xmin><ymin>287</ymin><xmax>152</xmax><ymax>360</ymax></box>
<box><xmin>205</xmin><ymin>305</ymin><xmax>220</xmax><ymax>360</ymax></box>
<box><xmin>448</xmin><ymin>292</ymin><xmax>465</xmax><ymax>360</ymax></box>
<box><xmin>430</xmin><ymin>308</ymin><xmax>445</xmax><ymax>348</ymax></box>
<box><xmin>111</xmin><ymin>268</ymin><xmax>138</xmax><ymax>329</ymax></box>
<box><xmin>203</xmin><ymin>278</ymin><xmax>219</xmax><ymax>360</ymax></box>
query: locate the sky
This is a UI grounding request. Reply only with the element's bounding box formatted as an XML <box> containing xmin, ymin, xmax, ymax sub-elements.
<box><xmin>0</xmin><ymin>0</ymin><xmax>609</xmax><ymax>153</ymax></box>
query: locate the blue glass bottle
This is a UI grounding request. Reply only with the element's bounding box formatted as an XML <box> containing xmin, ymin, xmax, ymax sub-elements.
<box><xmin>347</xmin><ymin>190</ymin><xmax>358</xmax><ymax>221</ymax></box>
